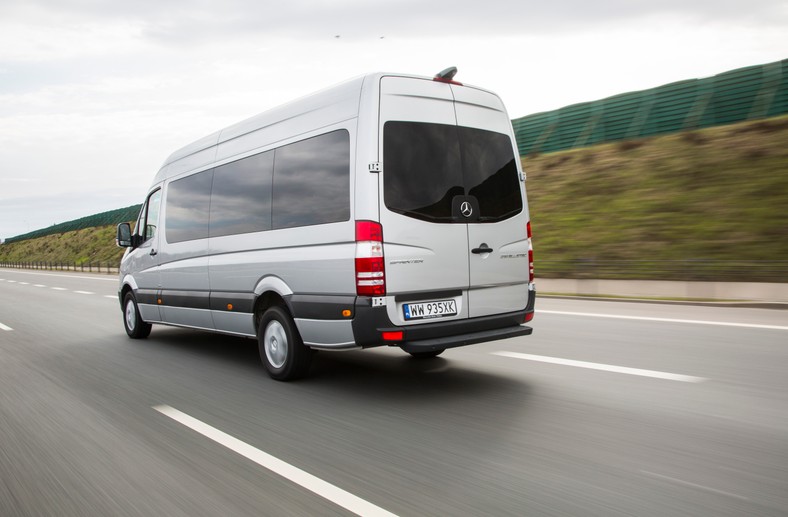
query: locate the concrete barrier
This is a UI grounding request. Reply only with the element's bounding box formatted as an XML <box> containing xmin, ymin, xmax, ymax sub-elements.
<box><xmin>538</xmin><ymin>278</ymin><xmax>788</xmax><ymax>303</ymax></box>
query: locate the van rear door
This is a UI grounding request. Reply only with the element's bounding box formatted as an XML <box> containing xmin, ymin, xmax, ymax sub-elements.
<box><xmin>379</xmin><ymin>77</ymin><xmax>470</xmax><ymax>322</ymax></box>
<box><xmin>379</xmin><ymin>76</ymin><xmax>529</xmax><ymax>324</ymax></box>
<box><xmin>453</xmin><ymin>86</ymin><xmax>530</xmax><ymax>318</ymax></box>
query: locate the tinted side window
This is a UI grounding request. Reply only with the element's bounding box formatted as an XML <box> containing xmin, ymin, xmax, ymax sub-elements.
<box><xmin>166</xmin><ymin>170</ymin><xmax>212</xmax><ymax>243</ymax></box>
<box><xmin>210</xmin><ymin>150</ymin><xmax>274</xmax><ymax>237</ymax></box>
<box><xmin>459</xmin><ymin>127</ymin><xmax>522</xmax><ymax>221</ymax></box>
<box><xmin>383</xmin><ymin>121</ymin><xmax>463</xmax><ymax>222</ymax></box>
<box><xmin>272</xmin><ymin>130</ymin><xmax>350</xmax><ymax>229</ymax></box>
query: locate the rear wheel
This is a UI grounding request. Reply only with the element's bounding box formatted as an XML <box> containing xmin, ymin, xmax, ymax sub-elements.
<box><xmin>407</xmin><ymin>349</ymin><xmax>445</xmax><ymax>359</ymax></box>
<box><xmin>123</xmin><ymin>292</ymin><xmax>151</xmax><ymax>339</ymax></box>
<box><xmin>258</xmin><ymin>306</ymin><xmax>313</xmax><ymax>381</ymax></box>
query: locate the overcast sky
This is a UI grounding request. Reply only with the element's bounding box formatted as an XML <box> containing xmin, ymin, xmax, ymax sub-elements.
<box><xmin>1</xmin><ymin>0</ymin><xmax>786</xmax><ymax>240</ymax></box>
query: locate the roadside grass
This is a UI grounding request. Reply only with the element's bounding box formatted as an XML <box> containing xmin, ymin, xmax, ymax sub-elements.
<box><xmin>524</xmin><ymin>115</ymin><xmax>788</xmax><ymax>280</ymax></box>
<box><xmin>0</xmin><ymin>225</ymin><xmax>125</xmax><ymax>265</ymax></box>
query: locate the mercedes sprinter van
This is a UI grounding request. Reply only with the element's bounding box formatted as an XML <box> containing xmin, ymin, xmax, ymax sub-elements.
<box><xmin>117</xmin><ymin>68</ymin><xmax>535</xmax><ymax>380</ymax></box>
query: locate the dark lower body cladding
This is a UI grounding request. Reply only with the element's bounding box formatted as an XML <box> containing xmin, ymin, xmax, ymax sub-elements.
<box><xmin>351</xmin><ymin>290</ymin><xmax>535</xmax><ymax>353</ymax></box>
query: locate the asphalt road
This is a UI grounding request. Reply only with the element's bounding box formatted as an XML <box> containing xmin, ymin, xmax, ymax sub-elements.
<box><xmin>1</xmin><ymin>268</ymin><xmax>786</xmax><ymax>516</ymax></box>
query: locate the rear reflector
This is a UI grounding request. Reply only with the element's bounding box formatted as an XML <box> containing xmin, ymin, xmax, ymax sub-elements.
<box><xmin>525</xmin><ymin>312</ymin><xmax>534</xmax><ymax>323</ymax></box>
<box><xmin>382</xmin><ymin>331</ymin><xmax>403</xmax><ymax>341</ymax></box>
<box><xmin>356</xmin><ymin>221</ymin><xmax>385</xmax><ymax>296</ymax></box>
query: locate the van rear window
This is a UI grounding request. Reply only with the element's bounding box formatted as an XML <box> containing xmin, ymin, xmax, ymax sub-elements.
<box><xmin>383</xmin><ymin>121</ymin><xmax>522</xmax><ymax>223</ymax></box>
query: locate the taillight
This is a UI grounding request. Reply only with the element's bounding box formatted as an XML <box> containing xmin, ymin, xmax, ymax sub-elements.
<box><xmin>355</xmin><ymin>220</ymin><xmax>385</xmax><ymax>296</ymax></box>
<box><xmin>527</xmin><ymin>221</ymin><xmax>534</xmax><ymax>284</ymax></box>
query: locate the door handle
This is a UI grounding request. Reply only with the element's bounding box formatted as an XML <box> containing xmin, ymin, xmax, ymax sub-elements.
<box><xmin>150</xmin><ymin>249</ymin><xmax>158</xmax><ymax>256</ymax></box>
<box><xmin>471</xmin><ymin>244</ymin><xmax>493</xmax><ymax>254</ymax></box>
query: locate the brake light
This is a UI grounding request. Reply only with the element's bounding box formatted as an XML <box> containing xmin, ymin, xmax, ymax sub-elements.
<box><xmin>433</xmin><ymin>66</ymin><xmax>463</xmax><ymax>86</ymax></box>
<box><xmin>527</xmin><ymin>221</ymin><xmax>534</xmax><ymax>284</ymax></box>
<box><xmin>355</xmin><ymin>220</ymin><xmax>385</xmax><ymax>296</ymax></box>
<box><xmin>433</xmin><ymin>77</ymin><xmax>463</xmax><ymax>86</ymax></box>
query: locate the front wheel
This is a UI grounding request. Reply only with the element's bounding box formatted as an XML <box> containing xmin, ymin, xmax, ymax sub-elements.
<box><xmin>258</xmin><ymin>306</ymin><xmax>313</xmax><ymax>381</ymax></box>
<box><xmin>123</xmin><ymin>292</ymin><xmax>152</xmax><ymax>339</ymax></box>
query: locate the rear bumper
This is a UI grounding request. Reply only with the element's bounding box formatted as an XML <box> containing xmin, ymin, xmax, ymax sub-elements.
<box><xmin>352</xmin><ymin>289</ymin><xmax>535</xmax><ymax>351</ymax></box>
<box><xmin>400</xmin><ymin>324</ymin><xmax>532</xmax><ymax>353</ymax></box>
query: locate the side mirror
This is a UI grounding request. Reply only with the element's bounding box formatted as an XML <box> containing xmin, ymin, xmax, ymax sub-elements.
<box><xmin>116</xmin><ymin>222</ymin><xmax>133</xmax><ymax>248</ymax></box>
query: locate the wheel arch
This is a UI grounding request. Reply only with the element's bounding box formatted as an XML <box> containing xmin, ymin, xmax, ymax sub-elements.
<box><xmin>252</xmin><ymin>276</ymin><xmax>295</xmax><ymax>333</ymax></box>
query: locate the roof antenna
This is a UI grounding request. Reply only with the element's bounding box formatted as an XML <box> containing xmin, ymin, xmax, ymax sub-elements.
<box><xmin>434</xmin><ymin>67</ymin><xmax>458</xmax><ymax>82</ymax></box>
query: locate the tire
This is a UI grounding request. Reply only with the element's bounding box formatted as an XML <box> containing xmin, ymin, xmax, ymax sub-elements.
<box><xmin>258</xmin><ymin>306</ymin><xmax>313</xmax><ymax>381</ymax></box>
<box><xmin>408</xmin><ymin>349</ymin><xmax>445</xmax><ymax>359</ymax></box>
<box><xmin>123</xmin><ymin>292</ymin><xmax>152</xmax><ymax>339</ymax></box>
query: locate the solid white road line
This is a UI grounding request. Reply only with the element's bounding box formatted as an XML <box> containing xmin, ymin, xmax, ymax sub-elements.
<box><xmin>153</xmin><ymin>405</ymin><xmax>397</xmax><ymax>517</ymax></box>
<box><xmin>0</xmin><ymin>322</ymin><xmax>13</xmax><ymax>331</ymax></box>
<box><xmin>493</xmin><ymin>352</ymin><xmax>707</xmax><ymax>383</ymax></box>
<box><xmin>641</xmin><ymin>471</ymin><xmax>749</xmax><ymax>501</ymax></box>
<box><xmin>539</xmin><ymin>310</ymin><xmax>788</xmax><ymax>331</ymax></box>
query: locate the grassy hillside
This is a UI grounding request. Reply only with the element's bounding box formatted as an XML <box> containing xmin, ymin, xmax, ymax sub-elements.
<box><xmin>0</xmin><ymin>225</ymin><xmax>125</xmax><ymax>266</ymax></box>
<box><xmin>524</xmin><ymin>115</ymin><xmax>788</xmax><ymax>281</ymax></box>
<box><xmin>2</xmin><ymin>115</ymin><xmax>787</xmax><ymax>281</ymax></box>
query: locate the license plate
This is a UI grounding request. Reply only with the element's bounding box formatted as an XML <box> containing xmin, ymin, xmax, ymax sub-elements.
<box><xmin>403</xmin><ymin>300</ymin><xmax>457</xmax><ymax>320</ymax></box>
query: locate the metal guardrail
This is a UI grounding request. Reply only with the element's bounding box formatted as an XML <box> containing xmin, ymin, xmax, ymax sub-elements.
<box><xmin>0</xmin><ymin>261</ymin><xmax>119</xmax><ymax>274</ymax></box>
<box><xmin>3</xmin><ymin>259</ymin><xmax>787</xmax><ymax>283</ymax></box>
<box><xmin>537</xmin><ymin>259</ymin><xmax>788</xmax><ymax>283</ymax></box>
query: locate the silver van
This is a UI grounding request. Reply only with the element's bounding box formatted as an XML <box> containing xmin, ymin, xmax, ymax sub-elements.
<box><xmin>116</xmin><ymin>68</ymin><xmax>535</xmax><ymax>380</ymax></box>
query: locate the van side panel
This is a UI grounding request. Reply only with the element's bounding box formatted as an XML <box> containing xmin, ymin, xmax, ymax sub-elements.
<box><xmin>207</xmin><ymin>225</ymin><xmax>354</xmax><ymax>296</ymax></box>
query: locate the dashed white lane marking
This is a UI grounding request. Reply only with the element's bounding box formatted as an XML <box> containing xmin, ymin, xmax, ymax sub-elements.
<box><xmin>641</xmin><ymin>471</ymin><xmax>749</xmax><ymax>501</ymax></box>
<box><xmin>493</xmin><ymin>352</ymin><xmax>707</xmax><ymax>383</ymax></box>
<box><xmin>153</xmin><ymin>405</ymin><xmax>397</xmax><ymax>517</ymax></box>
<box><xmin>539</xmin><ymin>310</ymin><xmax>788</xmax><ymax>331</ymax></box>
<box><xmin>0</xmin><ymin>270</ymin><xmax>116</xmax><ymax>282</ymax></box>
<box><xmin>2</xmin><ymin>279</ymin><xmax>116</xmax><ymax>298</ymax></box>
<box><xmin>0</xmin><ymin>322</ymin><xmax>13</xmax><ymax>331</ymax></box>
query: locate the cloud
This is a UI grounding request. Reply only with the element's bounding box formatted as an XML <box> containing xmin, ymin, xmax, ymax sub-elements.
<box><xmin>3</xmin><ymin>0</ymin><xmax>787</xmax><ymax>50</ymax></box>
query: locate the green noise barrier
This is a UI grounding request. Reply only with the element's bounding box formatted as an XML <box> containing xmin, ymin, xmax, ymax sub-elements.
<box><xmin>512</xmin><ymin>59</ymin><xmax>787</xmax><ymax>156</ymax></box>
